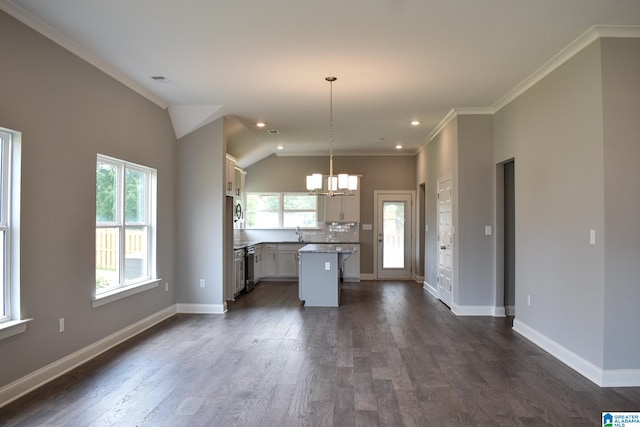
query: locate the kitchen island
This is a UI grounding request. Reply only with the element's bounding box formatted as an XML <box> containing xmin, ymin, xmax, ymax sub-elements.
<box><xmin>298</xmin><ymin>244</ymin><xmax>358</xmax><ymax>307</ymax></box>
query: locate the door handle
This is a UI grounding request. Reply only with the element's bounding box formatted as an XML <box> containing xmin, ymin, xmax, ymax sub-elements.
<box><xmin>440</xmin><ymin>245</ymin><xmax>446</xmax><ymax>250</ymax></box>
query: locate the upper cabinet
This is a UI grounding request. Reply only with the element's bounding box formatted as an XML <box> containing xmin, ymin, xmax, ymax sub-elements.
<box><xmin>324</xmin><ymin>189</ymin><xmax>360</xmax><ymax>222</ymax></box>
<box><xmin>225</xmin><ymin>154</ymin><xmax>246</xmax><ymax>198</ymax></box>
<box><xmin>225</xmin><ymin>154</ymin><xmax>236</xmax><ymax>197</ymax></box>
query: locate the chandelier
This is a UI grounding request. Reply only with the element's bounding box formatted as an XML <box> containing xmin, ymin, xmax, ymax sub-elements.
<box><xmin>306</xmin><ymin>77</ymin><xmax>358</xmax><ymax>196</ymax></box>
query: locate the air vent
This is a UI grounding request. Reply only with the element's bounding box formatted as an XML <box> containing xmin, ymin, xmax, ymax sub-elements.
<box><xmin>267</xmin><ymin>129</ymin><xmax>279</xmax><ymax>135</ymax></box>
<box><xmin>150</xmin><ymin>75</ymin><xmax>171</xmax><ymax>83</ymax></box>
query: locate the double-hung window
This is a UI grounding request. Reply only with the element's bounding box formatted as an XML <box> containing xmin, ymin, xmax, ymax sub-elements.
<box><xmin>0</xmin><ymin>127</ymin><xmax>25</xmax><ymax>339</ymax></box>
<box><xmin>246</xmin><ymin>193</ymin><xmax>317</xmax><ymax>228</ymax></box>
<box><xmin>96</xmin><ymin>155</ymin><xmax>156</xmax><ymax>297</ymax></box>
<box><xmin>0</xmin><ymin>130</ymin><xmax>12</xmax><ymax>324</ymax></box>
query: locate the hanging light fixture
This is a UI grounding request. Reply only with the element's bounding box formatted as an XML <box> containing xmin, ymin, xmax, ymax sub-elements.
<box><xmin>306</xmin><ymin>77</ymin><xmax>358</xmax><ymax>196</ymax></box>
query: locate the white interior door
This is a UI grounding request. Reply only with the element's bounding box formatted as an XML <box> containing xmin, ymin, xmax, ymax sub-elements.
<box><xmin>376</xmin><ymin>192</ymin><xmax>412</xmax><ymax>279</ymax></box>
<box><xmin>437</xmin><ymin>177</ymin><xmax>453</xmax><ymax>307</ymax></box>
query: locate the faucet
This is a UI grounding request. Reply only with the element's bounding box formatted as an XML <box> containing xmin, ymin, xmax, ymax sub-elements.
<box><xmin>296</xmin><ymin>226</ymin><xmax>303</xmax><ymax>242</ymax></box>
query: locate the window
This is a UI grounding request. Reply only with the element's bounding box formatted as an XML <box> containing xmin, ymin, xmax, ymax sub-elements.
<box><xmin>246</xmin><ymin>193</ymin><xmax>317</xmax><ymax>228</ymax></box>
<box><xmin>0</xmin><ymin>127</ymin><xmax>24</xmax><ymax>337</ymax></box>
<box><xmin>96</xmin><ymin>155</ymin><xmax>156</xmax><ymax>296</ymax></box>
<box><xmin>0</xmin><ymin>130</ymin><xmax>12</xmax><ymax>323</ymax></box>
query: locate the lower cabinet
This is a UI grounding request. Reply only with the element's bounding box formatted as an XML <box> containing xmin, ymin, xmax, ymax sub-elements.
<box><xmin>254</xmin><ymin>244</ymin><xmax>263</xmax><ymax>283</ymax></box>
<box><xmin>263</xmin><ymin>244</ymin><xmax>278</xmax><ymax>278</ymax></box>
<box><xmin>260</xmin><ymin>243</ymin><xmax>303</xmax><ymax>280</ymax></box>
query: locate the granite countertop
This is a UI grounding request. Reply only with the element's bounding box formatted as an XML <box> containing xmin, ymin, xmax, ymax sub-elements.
<box><xmin>298</xmin><ymin>243</ymin><xmax>358</xmax><ymax>253</ymax></box>
<box><xmin>234</xmin><ymin>241</ymin><xmax>359</xmax><ymax>250</ymax></box>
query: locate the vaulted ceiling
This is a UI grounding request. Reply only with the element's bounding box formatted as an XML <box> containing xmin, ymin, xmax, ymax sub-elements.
<box><xmin>2</xmin><ymin>0</ymin><xmax>640</xmax><ymax>167</ymax></box>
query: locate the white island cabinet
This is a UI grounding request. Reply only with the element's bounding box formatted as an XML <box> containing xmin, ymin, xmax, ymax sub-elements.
<box><xmin>298</xmin><ymin>244</ymin><xmax>357</xmax><ymax>307</ymax></box>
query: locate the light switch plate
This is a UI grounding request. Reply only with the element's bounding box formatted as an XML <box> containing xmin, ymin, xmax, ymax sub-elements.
<box><xmin>485</xmin><ymin>226</ymin><xmax>492</xmax><ymax>236</ymax></box>
<box><xmin>590</xmin><ymin>229</ymin><xmax>596</xmax><ymax>245</ymax></box>
<box><xmin>324</xmin><ymin>262</ymin><xmax>331</xmax><ymax>270</ymax></box>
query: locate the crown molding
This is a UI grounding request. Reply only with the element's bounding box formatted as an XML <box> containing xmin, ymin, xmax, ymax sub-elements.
<box><xmin>492</xmin><ymin>25</ymin><xmax>640</xmax><ymax>113</ymax></box>
<box><xmin>0</xmin><ymin>1</ymin><xmax>169</xmax><ymax>109</ymax></box>
<box><xmin>422</xmin><ymin>25</ymin><xmax>640</xmax><ymax>150</ymax></box>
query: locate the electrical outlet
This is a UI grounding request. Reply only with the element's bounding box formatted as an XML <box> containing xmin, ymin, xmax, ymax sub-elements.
<box><xmin>59</xmin><ymin>318</ymin><xmax>65</xmax><ymax>333</ymax></box>
<box><xmin>199</xmin><ymin>279</ymin><xmax>205</xmax><ymax>288</ymax></box>
<box><xmin>324</xmin><ymin>262</ymin><xmax>331</xmax><ymax>270</ymax></box>
<box><xmin>165</xmin><ymin>282</ymin><xmax>169</xmax><ymax>292</ymax></box>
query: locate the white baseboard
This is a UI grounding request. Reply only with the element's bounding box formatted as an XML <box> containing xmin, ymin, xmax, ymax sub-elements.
<box><xmin>513</xmin><ymin>319</ymin><xmax>640</xmax><ymax>387</ymax></box>
<box><xmin>360</xmin><ymin>274</ymin><xmax>375</xmax><ymax>281</ymax></box>
<box><xmin>423</xmin><ymin>281</ymin><xmax>438</xmax><ymax>298</ymax></box>
<box><xmin>493</xmin><ymin>306</ymin><xmax>506</xmax><ymax>317</ymax></box>
<box><xmin>0</xmin><ymin>305</ymin><xmax>177</xmax><ymax>408</ymax></box>
<box><xmin>506</xmin><ymin>305</ymin><xmax>515</xmax><ymax>316</ymax></box>
<box><xmin>176</xmin><ymin>303</ymin><xmax>227</xmax><ymax>314</ymax></box>
<box><xmin>451</xmin><ymin>303</ymin><xmax>495</xmax><ymax>316</ymax></box>
<box><xmin>414</xmin><ymin>275</ymin><xmax>424</xmax><ymax>284</ymax></box>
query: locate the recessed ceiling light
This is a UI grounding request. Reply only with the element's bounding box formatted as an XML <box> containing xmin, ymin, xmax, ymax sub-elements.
<box><xmin>410</xmin><ymin>120</ymin><xmax>420</xmax><ymax>126</ymax></box>
<box><xmin>395</xmin><ymin>144</ymin><xmax>403</xmax><ymax>149</ymax></box>
<box><xmin>276</xmin><ymin>144</ymin><xmax>284</xmax><ymax>150</ymax></box>
<box><xmin>257</xmin><ymin>122</ymin><xmax>266</xmax><ymax>128</ymax></box>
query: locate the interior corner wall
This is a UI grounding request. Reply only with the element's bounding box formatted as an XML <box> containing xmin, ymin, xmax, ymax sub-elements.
<box><xmin>424</xmin><ymin>117</ymin><xmax>458</xmax><ymax>291</ymax></box>
<box><xmin>493</xmin><ymin>40</ymin><xmax>606</xmax><ymax>368</ymax></box>
<box><xmin>601</xmin><ymin>38</ymin><xmax>640</xmax><ymax>370</ymax></box>
<box><xmin>176</xmin><ymin>119</ymin><xmax>226</xmax><ymax>307</ymax></box>
<box><xmin>0</xmin><ymin>11</ymin><xmax>177</xmax><ymax>388</ymax></box>
<box><xmin>456</xmin><ymin>115</ymin><xmax>494</xmax><ymax>307</ymax></box>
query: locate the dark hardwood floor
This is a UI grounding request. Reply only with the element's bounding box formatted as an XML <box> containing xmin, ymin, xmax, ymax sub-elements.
<box><xmin>1</xmin><ymin>280</ymin><xmax>638</xmax><ymax>426</ymax></box>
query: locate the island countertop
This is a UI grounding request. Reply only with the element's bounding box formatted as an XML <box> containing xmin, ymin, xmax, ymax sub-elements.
<box><xmin>298</xmin><ymin>243</ymin><xmax>358</xmax><ymax>254</ymax></box>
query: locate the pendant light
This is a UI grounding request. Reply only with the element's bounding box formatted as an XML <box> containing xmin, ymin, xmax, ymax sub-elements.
<box><xmin>306</xmin><ymin>77</ymin><xmax>358</xmax><ymax>196</ymax></box>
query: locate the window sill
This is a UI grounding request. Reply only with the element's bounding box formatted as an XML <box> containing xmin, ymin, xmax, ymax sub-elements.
<box><xmin>0</xmin><ymin>318</ymin><xmax>33</xmax><ymax>341</ymax></box>
<box><xmin>92</xmin><ymin>279</ymin><xmax>161</xmax><ymax>308</ymax></box>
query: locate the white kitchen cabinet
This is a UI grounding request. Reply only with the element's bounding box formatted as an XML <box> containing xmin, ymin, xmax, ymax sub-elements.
<box><xmin>277</xmin><ymin>244</ymin><xmax>300</xmax><ymax>278</ymax></box>
<box><xmin>254</xmin><ymin>244</ymin><xmax>263</xmax><ymax>283</ymax></box>
<box><xmin>225</xmin><ymin>155</ymin><xmax>236</xmax><ymax>197</ymax></box>
<box><xmin>324</xmin><ymin>189</ymin><xmax>360</xmax><ymax>222</ymax></box>
<box><xmin>263</xmin><ymin>244</ymin><xmax>278</xmax><ymax>278</ymax></box>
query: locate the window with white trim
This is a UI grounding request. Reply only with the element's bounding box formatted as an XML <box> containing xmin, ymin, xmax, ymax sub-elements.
<box><xmin>0</xmin><ymin>128</ymin><xmax>19</xmax><ymax>327</ymax></box>
<box><xmin>246</xmin><ymin>193</ymin><xmax>317</xmax><ymax>228</ymax></box>
<box><xmin>96</xmin><ymin>155</ymin><xmax>156</xmax><ymax>295</ymax></box>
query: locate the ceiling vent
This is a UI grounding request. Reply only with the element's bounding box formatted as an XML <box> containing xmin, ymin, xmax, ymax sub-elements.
<box><xmin>267</xmin><ymin>129</ymin><xmax>279</xmax><ymax>135</ymax></box>
<box><xmin>150</xmin><ymin>75</ymin><xmax>171</xmax><ymax>83</ymax></box>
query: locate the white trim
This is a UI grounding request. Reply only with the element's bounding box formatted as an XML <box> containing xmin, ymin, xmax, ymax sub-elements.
<box><xmin>414</xmin><ymin>275</ymin><xmax>424</xmax><ymax>284</ymax></box>
<box><xmin>506</xmin><ymin>305</ymin><xmax>515</xmax><ymax>316</ymax></box>
<box><xmin>423</xmin><ymin>281</ymin><xmax>438</xmax><ymax>298</ymax></box>
<box><xmin>513</xmin><ymin>319</ymin><xmax>603</xmax><ymax>385</ymax></box>
<box><xmin>176</xmin><ymin>303</ymin><xmax>227</xmax><ymax>314</ymax></box>
<box><xmin>92</xmin><ymin>279</ymin><xmax>160</xmax><ymax>308</ymax></box>
<box><xmin>359</xmin><ymin>274</ymin><xmax>375</xmax><ymax>281</ymax></box>
<box><xmin>451</xmin><ymin>303</ymin><xmax>495</xmax><ymax>316</ymax></box>
<box><xmin>602</xmin><ymin>369</ymin><xmax>640</xmax><ymax>388</ymax></box>
<box><xmin>0</xmin><ymin>318</ymin><xmax>32</xmax><ymax>341</ymax></box>
<box><xmin>493</xmin><ymin>306</ymin><xmax>506</xmax><ymax>317</ymax></box>
<box><xmin>0</xmin><ymin>305</ymin><xmax>177</xmax><ymax>408</ymax></box>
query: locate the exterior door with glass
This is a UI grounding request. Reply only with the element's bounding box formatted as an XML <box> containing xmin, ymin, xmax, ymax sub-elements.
<box><xmin>376</xmin><ymin>192</ymin><xmax>412</xmax><ymax>279</ymax></box>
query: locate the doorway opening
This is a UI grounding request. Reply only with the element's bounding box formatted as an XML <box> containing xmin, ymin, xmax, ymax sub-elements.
<box><xmin>374</xmin><ymin>191</ymin><xmax>414</xmax><ymax>280</ymax></box>
<box><xmin>496</xmin><ymin>160</ymin><xmax>515</xmax><ymax>316</ymax></box>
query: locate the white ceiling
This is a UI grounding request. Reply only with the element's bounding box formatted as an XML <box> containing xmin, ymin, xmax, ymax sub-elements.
<box><xmin>2</xmin><ymin>0</ymin><xmax>640</xmax><ymax>167</ymax></box>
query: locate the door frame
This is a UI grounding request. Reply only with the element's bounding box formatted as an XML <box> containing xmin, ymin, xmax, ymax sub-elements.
<box><xmin>437</xmin><ymin>175</ymin><xmax>454</xmax><ymax>307</ymax></box>
<box><xmin>373</xmin><ymin>190</ymin><xmax>415</xmax><ymax>280</ymax></box>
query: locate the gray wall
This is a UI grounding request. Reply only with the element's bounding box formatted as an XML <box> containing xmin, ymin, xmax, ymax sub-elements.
<box><xmin>601</xmin><ymin>38</ymin><xmax>640</xmax><ymax>369</ymax></box>
<box><xmin>420</xmin><ymin>117</ymin><xmax>457</xmax><ymax>290</ymax></box>
<box><xmin>176</xmin><ymin>119</ymin><xmax>226</xmax><ymax>307</ymax></box>
<box><xmin>0</xmin><ymin>11</ymin><xmax>177</xmax><ymax>387</ymax></box>
<box><xmin>493</xmin><ymin>40</ymin><xmax>606</xmax><ymax>367</ymax></box>
<box><xmin>245</xmin><ymin>154</ymin><xmax>416</xmax><ymax>275</ymax></box>
<box><xmin>456</xmin><ymin>115</ymin><xmax>494</xmax><ymax>307</ymax></box>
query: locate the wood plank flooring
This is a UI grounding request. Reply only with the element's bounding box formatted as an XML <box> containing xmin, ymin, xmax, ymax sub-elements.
<box><xmin>1</xmin><ymin>280</ymin><xmax>638</xmax><ymax>426</ymax></box>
